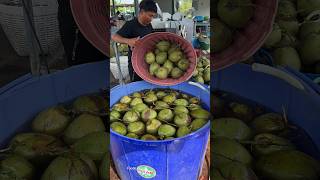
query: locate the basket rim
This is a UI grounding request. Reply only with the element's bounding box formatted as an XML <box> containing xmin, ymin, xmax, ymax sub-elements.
<box><xmin>70</xmin><ymin>0</ymin><xmax>109</xmax><ymax>56</ymax></box>
<box><xmin>132</xmin><ymin>32</ymin><xmax>197</xmax><ymax>86</ymax></box>
<box><xmin>212</xmin><ymin>0</ymin><xmax>278</xmax><ymax>71</ymax></box>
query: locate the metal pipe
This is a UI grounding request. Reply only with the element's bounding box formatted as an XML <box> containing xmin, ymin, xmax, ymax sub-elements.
<box><xmin>23</xmin><ymin>0</ymin><xmax>41</xmax><ymax>75</ymax></box>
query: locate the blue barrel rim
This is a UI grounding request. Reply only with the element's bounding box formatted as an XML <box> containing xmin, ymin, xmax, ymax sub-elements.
<box><xmin>110</xmin><ymin>81</ymin><xmax>211</xmax><ymax>145</ymax></box>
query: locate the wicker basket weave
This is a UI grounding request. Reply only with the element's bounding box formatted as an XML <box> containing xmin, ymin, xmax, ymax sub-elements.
<box><xmin>0</xmin><ymin>0</ymin><xmax>61</xmax><ymax>56</ymax></box>
<box><xmin>212</xmin><ymin>0</ymin><xmax>278</xmax><ymax>71</ymax></box>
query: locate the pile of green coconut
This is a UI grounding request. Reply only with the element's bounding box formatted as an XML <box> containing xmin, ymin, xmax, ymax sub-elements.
<box><xmin>213</xmin><ymin>0</ymin><xmax>255</xmax><ymax>53</ymax></box>
<box><xmin>193</xmin><ymin>55</ymin><xmax>210</xmax><ymax>85</ymax></box>
<box><xmin>0</xmin><ymin>93</ymin><xmax>109</xmax><ymax>180</ymax></box>
<box><xmin>144</xmin><ymin>41</ymin><xmax>190</xmax><ymax>79</ymax></box>
<box><xmin>263</xmin><ymin>0</ymin><xmax>320</xmax><ymax>73</ymax></box>
<box><xmin>110</xmin><ymin>89</ymin><xmax>210</xmax><ymax>140</ymax></box>
<box><xmin>211</xmin><ymin>90</ymin><xmax>320</xmax><ymax>179</ymax></box>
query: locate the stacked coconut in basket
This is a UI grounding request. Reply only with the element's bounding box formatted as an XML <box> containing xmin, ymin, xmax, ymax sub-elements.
<box><xmin>212</xmin><ymin>0</ymin><xmax>277</xmax><ymax>70</ymax></box>
<box><xmin>261</xmin><ymin>0</ymin><xmax>320</xmax><ymax>75</ymax></box>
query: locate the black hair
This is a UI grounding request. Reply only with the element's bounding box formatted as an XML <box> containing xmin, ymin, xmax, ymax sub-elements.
<box><xmin>139</xmin><ymin>0</ymin><xmax>157</xmax><ymax>13</ymax></box>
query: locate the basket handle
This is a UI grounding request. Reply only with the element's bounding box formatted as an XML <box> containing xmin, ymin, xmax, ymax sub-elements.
<box><xmin>252</xmin><ymin>63</ymin><xmax>305</xmax><ymax>91</ymax></box>
<box><xmin>188</xmin><ymin>81</ymin><xmax>209</xmax><ymax>93</ymax></box>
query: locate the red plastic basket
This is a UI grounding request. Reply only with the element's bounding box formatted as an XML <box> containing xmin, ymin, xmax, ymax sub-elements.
<box><xmin>132</xmin><ymin>32</ymin><xmax>197</xmax><ymax>86</ymax></box>
<box><xmin>212</xmin><ymin>0</ymin><xmax>278</xmax><ymax>71</ymax></box>
<box><xmin>70</xmin><ymin>0</ymin><xmax>109</xmax><ymax>56</ymax></box>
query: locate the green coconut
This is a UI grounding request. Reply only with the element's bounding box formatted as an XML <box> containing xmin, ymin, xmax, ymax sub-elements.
<box><xmin>0</xmin><ymin>155</ymin><xmax>35</xmax><ymax>180</ymax></box>
<box><xmin>111</xmin><ymin>122</ymin><xmax>127</xmax><ymax>135</ymax></box>
<box><xmin>275</xmin><ymin>32</ymin><xmax>297</xmax><ymax>48</ymax></box>
<box><xmin>251</xmin><ymin>113</ymin><xmax>286</xmax><ymax>134</ymax></box>
<box><xmin>154</xmin><ymin>101</ymin><xmax>170</xmax><ymax>110</ymax></box>
<box><xmin>212</xmin><ymin>137</ymin><xmax>253</xmax><ymax>167</ymax></box>
<box><xmin>253</xmin><ymin>133</ymin><xmax>296</xmax><ymax>157</ymax></box>
<box><xmin>203</xmin><ymin>68</ymin><xmax>210</xmax><ymax>82</ymax></box>
<box><xmin>195</xmin><ymin>75</ymin><xmax>205</xmax><ymax>84</ymax></box>
<box><xmin>112</xmin><ymin>103</ymin><xmax>129</xmax><ymax>113</ymax></box>
<box><xmin>213</xmin><ymin>18</ymin><xmax>233</xmax><ymax>53</ymax></box>
<box><xmin>132</xmin><ymin>103</ymin><xmax>148</xmax><ymax>113</ymax></box>
<box><xmin>212</xmin><ymin>117</ymin><xmax>252</xmax><ymax>140</ymax></box>
<box><xmin>127</xmin><ymin>121</ymin><xmax>145</xmax><ymax>136</ymax></box>
<box><xmin>228</xmin><ymin>102</ymin><xmax>254</xmax><ymax>122</ymax></box>
<box><xmin>146</xmin><ymin>119</ymin><xmax>162</xmax><ymax>135</ymax></box>
<box><xmin>176</xmin><ymin>126</ymin><xmax>191</xmax><ymax>137</ymax></box>
<box><xmin>156</xmin><ymin>91</ymin><xmax>167</xmax><ymax>99</ymax></box>
<box><xmin>99</xmin><ymin>154</ymin><xmax>109</xmax><ymax>180</ymax></box>
<box><xmin>169</xmin><ymin>50</ymin><xmax>183</xmax><ymax>63</ymax></box>
<box><xmin>211</xmin><ymin>168</ymin><xmax>225</xmax><ymax>180</ymax></box>
<box><xmin>149</xmin><ymin>62</ymin><xmax>160</xmax><ymax>76</ymax></box>
<box><xmin>163</xmin><ymin>94</ymin><xmax>176</xmax><ymax>104</ymax></box>
<box><xmin>120</xmin><ymin>95</ymin><xmax>132</xmax><ymax>104</ymax></box>
<box><xmin>145</xmin><ymin>51</ymin><xmax>156</xmax><ymax>64</ymax></box>
<box><xmin>264</xmin><ymin>23</ymin><xmax>282</xmax><ymax>48</ymax></box>
<box><xmin>277</xmin><ymin>0</ymin><xmax>297</xmax><ymax>20</ymax></box>
<box><xmin>273</xmin><ymin>47</ymin><xmax>301</xmax><ymax>70</ymax></box>
<box><xmin>299</xmin><ymin>12</ymin><xmax>320</xmax><ymax>39</ymax></box>
<box><xmin>144</xmin><ymin>92</ymin><xmax>158</xmax><ymax>104</ymax></box>
<box><xmin>157</xmin><ymin>109</ymin><xmax>174</xmax><ymax>122</ymax></box>
<box><xmin>163</xmin><ymin>60</ymin><xmax>174</xmax><ymax>73</ymax></box>
<box><xmin>219</xmin><ymin>162</ymin><xmax>258</xmax><ymax>180</ymax></box>
<box><xmin>190</xmin><ymin>118</ymin><xmax>208</xmax><ymax>132</ymax></box>
<box><xmin>174</xmin><ymin>106</ymin><xmax>189</xmax><ymax>114</ymax></box>
<box><xmin>217</xmin><ymin>0</ymin><xmax>254</xmax><ymax>28</ymax></box>
<box><xmin>156</xmin><ymin>52</ymin><xmax>167</xmax><ymax>65</ymax></box>
<box><xmin>31</xmin><ymin>106</ymin><xmax>70</xmax><ymax>136</ymax></box>
<box><xmin>255</xmin><ymin>150</ymin><xmax>320</xmax><ymax>180</ymax></box>
<box><xmin>41</xmin><ymin>153</ymin><xmax>98</xmax><ymax>180</ymax></box>
<box><xmin>297</xmin><ymin>0</ymin><xmax>320</xmax><ymax>17</ymax></box>
<box><xmin>141</xmin><ymin>108</ymin><xmax>157</xmax><ymax>122</ymax></box>
<box><xmin>278</xmin><ymin>19</ymin><xmax>299</xmax><ymax>36</ymax></box>
<box><xmin>158</xmin><ymin>124</ymin><xmax>176</xmax><ymax>138</ymax></box>
<box><xmin>174</xmin><ymin>99</ymin><xmax>189</xmax><ymax>106</ymax></box>
<box><xmin>177</xmin><ymin>59</ymin><xmax>190</xmax><ymax>71</ymax></box>
<box><xmin>72</xmin><ymin>95</ymin><xmax>101</xmax><ymax>113</ymax></box>
<box><xmin>155</xmin><ymin>67</ymin><xmax>169</xmax><ymax>79</ymax></box>
<box><xmin>141</xmin><ymin>134</ymin><xmax>158</xmax><ymax>140</ymax></box>
<box><xmin>72</xmin><ymin>132</ymin><xmax>109</xmax><ymax>162</ymax></box>
<box><xmin>156</xmin><ymin>41</ymin><xmax>170</xmax><ymax>52</ymax></box>
<box><xmin>123</xmin><ymin>110</ymin><xmax>139</xmax><ymax>124</ymax></box>
<box><xmin>130</xmin><ymin>97</ymin><xmax>143</xmax><ymax>107</ymax></box>
<box><xmin>63</xmin><ymin>114</ymin><xmax>105</xmax><ymax>145</ymax></box>
<box><xmin>174</xmin><ymin>113</ymin><xmax>192</xmax><ymax>127</ymax></box>
<box><xmin>171</xmin><ymin>67</ymin><xmax>184</xmax><ymax>79</ymax></box>
<box><xmin>190</xmin><ymin>108</ymin><xmax>210</xmax><ymax>119</ymax></box>
<box><xmin>9</xmin><ymin>133</ymin><xmax>65</xmax><ymax>165</ymax></box>
<box><xmin>298</xmin><ymin>33</ymin><xmax>320</xmax><ymax>65</ymax></box>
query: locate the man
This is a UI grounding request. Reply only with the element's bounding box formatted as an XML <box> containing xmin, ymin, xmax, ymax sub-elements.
<box><xmin>57</xmin><ymin>0</ymin><xmax>107</xmax><ymax>66</ymax></box>
<box><xmin>111</xmin><ymin>0</ymin><xmax>157</xmax><ymax>82</ymax></box>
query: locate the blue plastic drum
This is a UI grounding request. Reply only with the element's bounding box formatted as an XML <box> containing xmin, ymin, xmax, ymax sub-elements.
<box><xmin>212</xmin><ymin>63</ymin><xmax>320</xmax><ymax>160</ymax></box>
<box><xmin>0</xmin><ymin>61</ymin><xmax>108</xmax><ymax>147</ymax></box>
<box><xmin>110</xmin><ymin>81</ymin><xmax>210</xmax><ymax>180</ymax></box>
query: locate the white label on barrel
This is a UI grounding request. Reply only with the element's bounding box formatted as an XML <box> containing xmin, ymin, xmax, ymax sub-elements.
<box><xmin>137</xmin><ymin>165</ymin><xmax>156</xmax><ymax>178</ymax></box>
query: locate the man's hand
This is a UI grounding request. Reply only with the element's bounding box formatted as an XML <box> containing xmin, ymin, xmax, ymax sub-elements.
<box><xmin>127</xmin><ymin>37</ymin><xmax>140</xmax><ymax>48</ymax></box>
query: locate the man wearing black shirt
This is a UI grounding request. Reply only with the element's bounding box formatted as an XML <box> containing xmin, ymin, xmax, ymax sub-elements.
<box><xmin>111</xmin><ymin>0</ymin><xmax>157</xmax><ymax>82</ymax></box>
<box><xmin>57</xmin><ymin>0</ymin><xmax>107</xmax><ymax>66</ymax></box>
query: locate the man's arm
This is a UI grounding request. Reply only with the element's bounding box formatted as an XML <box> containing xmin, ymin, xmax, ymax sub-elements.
<box><xmin>111</xmin><ymin>34</ymin><xmax>139</xmax><ymax>48</ymax></box>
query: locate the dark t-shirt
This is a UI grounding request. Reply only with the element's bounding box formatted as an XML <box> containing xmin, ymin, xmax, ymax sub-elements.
<box><xmin>116</xmin><ymin>18</ymin><xmax>153</xmax><ymax>62</ymax></box>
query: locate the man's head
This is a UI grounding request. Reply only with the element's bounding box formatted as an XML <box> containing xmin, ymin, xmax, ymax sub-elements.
<box><xmin>138</xmin><ymin>0</ymin><xmax>157</xmax><ymax>25</ymax></box>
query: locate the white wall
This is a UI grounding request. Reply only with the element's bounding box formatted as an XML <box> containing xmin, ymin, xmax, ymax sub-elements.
<box><xmin>193</xmin><ymin>0</ymin><xmax>210</xmax><ymax>17</ymax></box>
